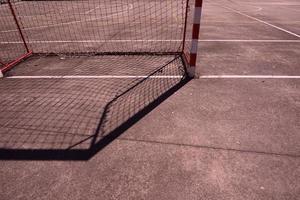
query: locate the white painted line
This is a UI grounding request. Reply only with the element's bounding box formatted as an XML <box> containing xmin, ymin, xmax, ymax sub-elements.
<box><xmin>203</xmin><ymin>20</ymin><xmax>300</xmax><ymax>23</ymax></box>
<box><xmin>200</xmin><ymin>75</ymin><xmax>300</xmax><ymax>79</ymax></box>
<box><xmin>1</xmin><ymin>39</ymin><xmax>299</xmax><ymax>44</ymax></box>
<box><xmin>14</xmin><ymin>1</ymin><xmax>25</xmax><ymax>5</ymax></box>
<box><xmin>208</xmin><ymin>4</ymin><xmax>263</xmax><ymax>12</ymax></box>
<box><xmin>221</xmin><ymin>5</ymin><xmax>300</xmax><ymax>38</ymax></box>
<box><xmin>85</xmin><ymin>5</ymin><xmax>101</xmax><ymax>14</ymax></box>
<box><xmin>0</xmin><ymin>40</ymin><xmax>182</xmax><ymax>44</ymax></box>
<box><xmin>199</xmin><ymin>39</ymin><xmax>300</xmax><ymax>42</ymax></box>
<box><xmin>7</xmin><ymin>75</ymin><xmax>184</xmax><ymax>79</ymax></box>
<box><xmin>240</xmin><ymin>3</ymin><xmax>300</xmax><ymax>6</ymax></box>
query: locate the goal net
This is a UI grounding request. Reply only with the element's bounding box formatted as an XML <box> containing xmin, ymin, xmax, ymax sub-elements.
<box><xmin>0</xmin><ymin>0</ymin><xmax>202</xmax><ymax>77</ymax></box>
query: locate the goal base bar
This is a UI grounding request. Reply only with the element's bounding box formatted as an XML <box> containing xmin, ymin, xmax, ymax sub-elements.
<box><xmin>32</xmin><ymin>51</ymin><xmax>182</xmax><ymax>57</ymax></box>
<box><xmin>0</xmin><ymin>51</ymin><xmax>33</xmax><ymax>76</ymax></box>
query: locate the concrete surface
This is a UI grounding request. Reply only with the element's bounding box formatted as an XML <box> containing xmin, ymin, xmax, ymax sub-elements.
<box><xmin>0</xmin><ymin>0</ymin><xmax>300</xmax><ymax>199</ymax></box>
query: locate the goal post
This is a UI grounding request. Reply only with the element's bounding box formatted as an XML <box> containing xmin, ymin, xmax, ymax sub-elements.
<box><xmin>0</xmin><ymin>0</ymin><xmax>203</xmax><ymax>77</ymax></box>
<box><xmin>189</xmin><ymin>0</ymin><xmax>203</xmax><ymax>77</ymax></box>
<box><xmin>182</xmin><ymin>0</ymin><xmax>203</xmax><ymax>77</ymax></box>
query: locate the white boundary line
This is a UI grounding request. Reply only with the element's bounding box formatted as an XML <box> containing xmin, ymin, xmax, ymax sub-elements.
<box><xmin>237</xmin><ymin>3</ymin><xmax>300</xmax><ymax>6</ymax></box>
<box><xmin>1</xmin><ymin>39</ymin><xmax>300</xmax><ymax>44</ymax></box>
<box><xmin>85</xmin><ymin>5</ymin><xmax>101</xmax><ymax>14</ymax></box>
<box><xmin>200</xmin><ymin>39</ymin><xmax>300</xmax><ymax>42</ymax></box>
<box><xmin>0</xmin><ymin>39</ymin><xmax>183</xmax><ymax>44</ymax></box>
<box><xmin>6</xmin><ymin>75</ymin><xmax>300</xmax><ymax>79</ymax></box>
<box><xmin>7</xmin><ymin>75</ymin><xmax>184</xmax><ymax>79</ymax></box>
<box><xmin>200</xmin><ymin>75</ymin><xmax>300</xmax><ymax>79</ymax></box>
<box><xmin>220</xmin><ymin>5</ymin><xmax>300</xmax><ymax>38</ymax></box>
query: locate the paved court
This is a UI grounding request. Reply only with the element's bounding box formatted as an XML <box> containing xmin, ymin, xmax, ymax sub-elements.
<box><xmin>0</xmin><ymin>0</ymin><xmax>300</xmax><ymax>199</ymax></box>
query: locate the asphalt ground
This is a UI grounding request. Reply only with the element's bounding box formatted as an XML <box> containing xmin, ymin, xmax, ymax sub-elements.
<box><xmin>0</xmin><ymin>0</ymin><xmax>299</xmax><ymax>199</ymax></box>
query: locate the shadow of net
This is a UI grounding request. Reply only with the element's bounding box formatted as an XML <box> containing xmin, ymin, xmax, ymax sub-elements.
<box><xmin>0</xmin><ymin>54</ymin><xmax>189</xmax><ymax>160</ymax></box>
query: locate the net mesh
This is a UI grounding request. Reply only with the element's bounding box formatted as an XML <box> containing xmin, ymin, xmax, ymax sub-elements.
<box><xmin>1</xmin><ymin>0</ymin><xmax>190</xmax><ymax>55</ymax></box>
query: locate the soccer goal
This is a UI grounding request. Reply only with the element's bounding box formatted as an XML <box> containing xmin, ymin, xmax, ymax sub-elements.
<box><xmin>0</xmin><ymin>0</ymin><xmax>204</xmax><ymax>159</ymax></box>
<box><xmin>0</xmin><ymin>0</ymin><xmax>203</xmax><ymax>77</ymax></box>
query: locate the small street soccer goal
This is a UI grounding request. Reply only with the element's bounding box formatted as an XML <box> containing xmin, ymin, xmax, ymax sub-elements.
<box><xmin>0</xmin><ymin>0</ymin><xmax>203</xmax><ymax>159</ymax></box>
<box><xmin>0</xmin><ymin>0</ymin><xmax>203</xmax><ymax>77</ymax></box>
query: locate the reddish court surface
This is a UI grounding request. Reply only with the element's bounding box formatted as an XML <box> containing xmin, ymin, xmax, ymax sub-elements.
<box><xmin>0</xmin><ymin>0</ymin><xmax>300</xmax><ymax>199</ymax></box>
